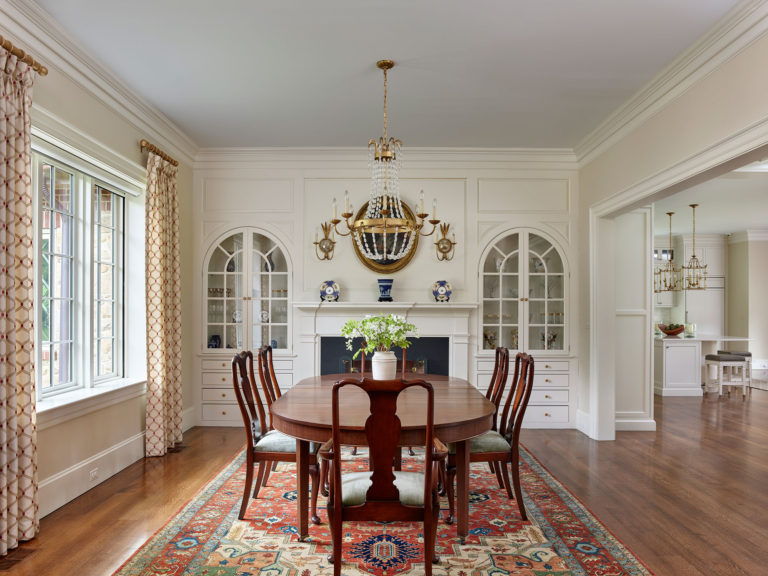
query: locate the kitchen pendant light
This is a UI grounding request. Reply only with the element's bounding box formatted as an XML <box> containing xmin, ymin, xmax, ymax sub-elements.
<box><xmin>682</xmin><ymin>203</ymin><xmax>707</xmax><ymax>290</ymax></box>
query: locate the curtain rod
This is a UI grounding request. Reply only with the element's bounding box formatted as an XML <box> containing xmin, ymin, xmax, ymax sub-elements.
<box><xmin>140</xmin><ymin>139</ymin><xmax>179</xmax><ymax>167</ymax></box>
<box><xmin>0</xmin><ymin>34</ymin><xmax>48</xmax><ymax>76</ymax></box>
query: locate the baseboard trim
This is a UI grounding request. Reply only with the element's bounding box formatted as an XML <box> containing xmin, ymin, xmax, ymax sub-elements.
<box><xmin>575</xmin><ymin>409</ymin><xmax>592</xmax><ymax>437</ymax></box>
<box><xmin>616</xmin><ymin>418</ymin><xmax>657</xmax><ymax>431</ymax></box>
<box><xmin>654</xmin><ymin>387</ymin><xmax>704</xmax><ymax>396</ymax></box>
<box><xmin>38</xmin><ymin>432</ymin><xmax>145</xmax><ymax>518</ymax></box>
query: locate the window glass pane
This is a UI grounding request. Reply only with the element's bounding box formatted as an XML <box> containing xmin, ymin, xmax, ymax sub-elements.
<box><xmin>100</xmin><ymin>190</ymin><xmax>114</xmax><ymax>226</ymax></box>
<box><xmin>100</xmin><ymin>301</ymin><xmax>113</xmax><ymax>337</ymax></box>
<box><xmin>100</xmin><ymin>264</ymin><xmax>113</xmax><ymax>299</ymax></box>
<box><xmin>40</xmin><ymin>164</ymin><xmax>52</xmax><ymax>209</ymax></box>
<box><xmin>52</xmin><ymin>213</ymin><xmax>72</xmax><ymax>255</ymax></box>
<box><xmin>54</xmin><ymin>169</ymin><xmax>73</xmax><ymax>212</ymax></box>
<box><xmin>100</xmin><ymin>227</ymin><xmax>113</xmax><ymax>262</ymax></box>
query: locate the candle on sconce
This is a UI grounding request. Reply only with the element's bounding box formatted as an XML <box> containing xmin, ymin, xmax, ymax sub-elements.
<box><xmin>419</xmin><ymin>190</ymin><xmax>425</xmax><ymax>214</ymax></box>
<box><xmin>344</xmin><ymin>190</ymin><xmax>349</xmax><ymax>213</ymax></box>
<box><xmin>332</xmin><ymin>197</ymin><xmax>337</xmax><ymax>219</ymax></box>
<box><xmin>432</xmin><ymin>198</ymin><xmax>437</xmax><ymax>219</ymax></box>
<box><xmin>315</xmin><ymin>229</ymin><xmax>318</xmax><ymax>243</ymax></box>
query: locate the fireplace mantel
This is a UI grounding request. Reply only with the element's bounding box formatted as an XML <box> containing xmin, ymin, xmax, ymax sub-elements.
<box><xmin>292</xmin><ymin>301</ymin><xmax>477</xmax><ymax>382</ymax></box>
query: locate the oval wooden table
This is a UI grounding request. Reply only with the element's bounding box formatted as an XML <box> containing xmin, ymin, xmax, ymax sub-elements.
<box><xmin>271</xmin><ymin>373</ymin><xmax>495</xmax><ymax>541</ymax></box>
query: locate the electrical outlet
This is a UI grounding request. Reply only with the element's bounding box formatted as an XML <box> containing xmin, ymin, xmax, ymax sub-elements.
<box><xmin>89</xmin><ymin>468</ymin><xmax>98</xmax><ymax>481</ymax></box>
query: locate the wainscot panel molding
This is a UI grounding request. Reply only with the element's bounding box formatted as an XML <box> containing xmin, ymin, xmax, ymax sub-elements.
<box><xmin>478</xmin><ymin>178</ymin><xmax>569</xmax><ymax>213</ymax></box>
<box><xmin>202</xmin><ymin>178</ymin><xmax>294</xmax><ymax>213</ymax></box>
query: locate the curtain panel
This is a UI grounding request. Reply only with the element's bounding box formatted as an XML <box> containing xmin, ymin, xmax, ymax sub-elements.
<box><xmin>0</xmin><ymin>52</ymin><xmax>38</xmax><ymax>554</ymax></box>
<box><xmin>144</xmin><ymin>153</ymin><xmax>182</xmax><ymax>457</ymax></box>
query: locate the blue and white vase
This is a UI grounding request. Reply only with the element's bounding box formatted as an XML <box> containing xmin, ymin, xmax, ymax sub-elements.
<box><xmin>320</xmin><ymin>280</ymin><xmax>340</xmax><ymax>302</ymax></box>
<box><xmin>377</xmin><ymin>278</ymin><xmax>394</xmax><ymax>302</ymax></box>
<box><xmin>432</xmin><ymin>280</ymin><xmax>452</xmax><ymax>302</ymax></box>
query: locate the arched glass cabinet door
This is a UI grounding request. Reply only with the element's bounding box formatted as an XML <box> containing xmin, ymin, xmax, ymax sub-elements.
<box><xmin>205</xmin><ymin>230</ymin><xmax>289</xmax><ymax>351</ymax></box>
<box><xmin>482</xmin><ymin>230</ymin><xmax>566</xmax><ymax>352</ymax></box>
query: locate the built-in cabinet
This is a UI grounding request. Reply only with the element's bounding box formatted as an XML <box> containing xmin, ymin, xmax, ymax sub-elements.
<box><xmin>681</xmin><ymin>234</ymin><xmax>725</xmax><ymax>335</ymax></box>
<box><xmin>477</xmin><ymin>229</ymin><xmax>575</xmax><ymax>428</ymax></box>
<box><xmin>199</xmin><ymin>228</ymin><xmax>294</xmax><ymax>426</ymax></box>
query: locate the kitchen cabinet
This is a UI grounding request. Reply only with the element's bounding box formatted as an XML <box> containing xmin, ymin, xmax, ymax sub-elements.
<box><xmin>653</xmin><ymin>338</ymin><xmax>702</xmax><ymax>396</ymax></box>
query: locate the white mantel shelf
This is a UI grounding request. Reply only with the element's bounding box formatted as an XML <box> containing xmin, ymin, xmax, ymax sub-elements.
<box><xmin>294</xmin><ymin>301</ymin><xmax>478</xmax><ymax>312</ymax></box>
<box><xmin>292</xmin><ymin>301</ymin><xmax>477</xmax><ymax>381</ymax></box>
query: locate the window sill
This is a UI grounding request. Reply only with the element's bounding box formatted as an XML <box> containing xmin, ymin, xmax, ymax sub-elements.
<box><xmin>37</xmin><ymin>378</ymin><xmax>146</xmax><ymax>430</ymax></box>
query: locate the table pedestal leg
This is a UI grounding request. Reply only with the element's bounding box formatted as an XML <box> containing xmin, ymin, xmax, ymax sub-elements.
<box><xmin>456</xmin><ymin>439</ymin><xmax>469</xmax><ymax>542</ymax></box>
<box><xmin>296</xmin><ymin>439</ymin><xmax>309</xmax><ymax>541</ymax></box>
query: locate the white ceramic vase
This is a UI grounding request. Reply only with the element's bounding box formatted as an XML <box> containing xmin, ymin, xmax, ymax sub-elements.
<box><xmin>371</xmin><ymin>350</ymin><xmax>397</xmax><ymax>380</ymax></box>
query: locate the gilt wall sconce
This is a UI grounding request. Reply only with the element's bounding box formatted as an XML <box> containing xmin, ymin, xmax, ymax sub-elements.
<box><xmin>435</xmin><ymin>223</ymin><xmax>456</xmax><ymax>261</ymax></box>
<box><xmin>314</xmin><ymin>222</ymin><xmax>336</xmax><ymax>260</ymax></box>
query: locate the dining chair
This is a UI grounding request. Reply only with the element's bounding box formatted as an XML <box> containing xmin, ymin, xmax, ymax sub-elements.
<box><xmin>232</xmin><ymin>351</ymin><xmax>322</xmax><ymax>523</ymax></box>
<box><xmin>320</xmin><ymin>377</ymin><xmax>447</xmax><ymax>576</ymax></box>
<box><xmin>257</xmin><ymin>344</ymin><xmax>281</xmax><ymax>426</ymax></box>
<box><xmin>444</xmin><ymin>352</ymin><xmax>534</xmax><ymax>523</ymax></box>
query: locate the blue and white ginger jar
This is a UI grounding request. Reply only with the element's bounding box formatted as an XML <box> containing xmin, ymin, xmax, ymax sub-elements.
<box><xmin>432</xmin><ymin>280</ymin><xmax>452</xmax><ymax>302</ymax></box>
<box><xmin>320</xmin><ymin>280</ymin><xmax>340</xmax><ymax>302</ymax></box>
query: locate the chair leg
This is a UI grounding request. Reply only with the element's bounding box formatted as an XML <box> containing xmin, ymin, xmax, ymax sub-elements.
<box><xmin>511</xmin><ymin>448</ymin><xmax>527</xmax><ymax>521</ymax></box>
<box><xmin>320</xmin><ymin>458</ymin><xmax>329</xmax><ymax>497</ymax></box>
<box><xmin>492</xmin><ymin>461</ymin><xmax>505</xmax><ymax>488</ymax></box>
<box><xmin>239</xmin><ymin>457</ymin><xmax>255</xmax><ymax>520</ymax></box>
<box><xmin>444</xmin><ymin>465</ymin><xmax>456</xmax><ymax>524</ymax></box>
<box><xmin>262</xmin><ymin>461</ymin><xmax>273</xmax><ymax>488</ymax></box>
<box><xmin>253</xmin><ymin>461</ymin><xmax>268</xmax><ymax>498</ymax></box>
<box><xmin>424</xmin><ymin>503</ymin><xmax>439</xmax><ymax>576</ymax></box>
<box><xmin>499</xmin><ymin>460</ymin><xmax>514</xmax><ymax>499</ymax></box>
<box><xmin>328</xmin><ymin>511</ymin><xmax>342</xmax><ymax>576</ymax></box>
<box><xmin>309</xmin><ymin>463</ymin><xmax>321</xmax><ymax>525</ymax></box>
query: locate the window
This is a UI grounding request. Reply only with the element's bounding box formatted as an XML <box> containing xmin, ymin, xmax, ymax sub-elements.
<box><xmin>35</xmin><ymin>153</ymin><xmax>125</xmax><ymax>397</ymax></box>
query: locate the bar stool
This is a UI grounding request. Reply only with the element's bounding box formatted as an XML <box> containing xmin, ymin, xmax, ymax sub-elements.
<box><xmin>704</xmin><ymin>353</ymin><xmax>749</xmax><ymax>398</ymax></box>
<box><xmin>717</xmin><ymin>350</ymin><xmax>752</xmax><ymax>390</ymax></box>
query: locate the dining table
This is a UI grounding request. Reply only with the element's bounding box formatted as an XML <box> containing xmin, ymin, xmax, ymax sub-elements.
<box><xmin>270</xmin><ymin>373</ymin><xmax>495</xmax><ymax>541</ymax></box>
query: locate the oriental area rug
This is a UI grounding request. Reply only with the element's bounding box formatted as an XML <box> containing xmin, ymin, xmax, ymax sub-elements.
<box><xmin>113</xmin><ymin>447</ymin><xmax>653</xmax><ymax>576</ymax></box>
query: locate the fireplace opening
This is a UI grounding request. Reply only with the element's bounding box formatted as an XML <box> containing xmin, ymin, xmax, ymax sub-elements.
<box><xmin>320</xmin><ymin>337</ymin><xmax>450</xmax><ymax>376</ymax></box>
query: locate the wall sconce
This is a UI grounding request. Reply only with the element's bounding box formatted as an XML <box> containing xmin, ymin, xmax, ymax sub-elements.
<box><xmin>435</xmin><ymin>222</ymin><xmax>456</xmax><ymax>261</ymax></box>
<box><xmin>314</xmin><ymin>222</ymin><xmax>336</xmax><ymax>260</ymax></box>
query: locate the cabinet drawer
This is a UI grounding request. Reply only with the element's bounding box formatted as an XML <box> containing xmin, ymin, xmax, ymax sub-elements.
<box><xmin>537</xmin><ymin>360</ymin><xmax>569</xmax><ymax>372</ymax></box>
<box><xmin>534</xmin><ymin>373</ymin><xmax>568</xmax><ymax>387</ymax></box>
<box><xmin>477</xmin><ymin>359</ymin><xmax>497</xmax><ymax>373</ymax></box>
<box><xmin>202</xmin><ymin>403</ymin><xmax>242</xmax><ymax>423</ymax></box>
<box><xmin>202</xmin><ymin>388</ymin><xmax>236</xmax><ymax>402</ymax></box>
<box><xmin>272</xmin><ymin>359</ymin><xmax>293</xmax><ymax>372</ymax></box>
<box><xmin>203</xmin><ymin>372</ymin><xmax>231</xmax><ymax>387</ymax></box>
<box><xmin>202</xmin><ymin>358</ymin><xmax>231</xmax><ymax>371</ymax></box>
<box><xmin>530</xmin><ymin>389</ymin><xmax>568</xmax><ymax>404</ymax></box>
<box><xmin>525</xmin><ymin>405</ymin><xmax>569</xmax><ymax>423</ymax></box>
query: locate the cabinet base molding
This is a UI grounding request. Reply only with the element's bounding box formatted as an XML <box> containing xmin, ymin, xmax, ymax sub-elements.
<box><xmin>615</xmin><ymin>418</ymin><xmax>657</xmax><ymax>431</ymax></box>
<box><xmin>653</xmin><ymin>385</ymin><xmax>703</xmax><ymax>396</ymax></box>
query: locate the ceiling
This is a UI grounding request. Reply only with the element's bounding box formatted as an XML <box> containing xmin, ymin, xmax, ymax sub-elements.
<box><xmin>653</xmin><ymin>168</ymin><xmax>768</xmax><ymax>236</ymax></box>
<box><xmin>33</xmin><ymin>0</ymin><xmax>742</xmax><ymax>149</ymax></box>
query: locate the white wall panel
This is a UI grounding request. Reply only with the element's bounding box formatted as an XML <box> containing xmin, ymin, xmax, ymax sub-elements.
<box><xmin>202</xmin><ymin>178</ymin><xmax>294</xmax><ymax>212</ymax></box>
<box><xmin>478</xmin><ymin>178</ymin><xmax>568</xmax><ymax>213</ymax></box>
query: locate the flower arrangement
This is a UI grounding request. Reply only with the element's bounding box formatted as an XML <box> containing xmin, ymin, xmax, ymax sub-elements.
<box><xmin>341</xmin><ymin>314</ymin><xmax>418</xmax><ymax>359</ymax></box>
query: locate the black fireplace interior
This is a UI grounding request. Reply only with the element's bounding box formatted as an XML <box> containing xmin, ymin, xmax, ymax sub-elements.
<box><xmin>320</xmin><ymin>337</ymin><xmax>449</xmax><ymax>376</ymax></box>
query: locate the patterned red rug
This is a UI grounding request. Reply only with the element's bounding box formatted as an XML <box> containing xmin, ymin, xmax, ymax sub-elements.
<box><xmin>113</xmin><ymin>447</ymin><xmax>652</xmax><ymax>575</ymax></box>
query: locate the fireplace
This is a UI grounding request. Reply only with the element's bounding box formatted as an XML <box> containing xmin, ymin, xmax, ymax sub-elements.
<box><xmin>293</xmin><ymin>302</ymin><xmax>476</xmax><ymax>382</ymax></box>
<box><xmin>320</xmin><ymin>336</ymin><xmax>450</xmax><ymax>376</ymax></box>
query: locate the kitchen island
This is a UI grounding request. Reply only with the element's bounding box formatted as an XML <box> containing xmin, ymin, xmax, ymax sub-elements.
<box><xmin>653</xmin><ymin>335</ymin><xmax>751</xmax><ymax>396</ymax></box>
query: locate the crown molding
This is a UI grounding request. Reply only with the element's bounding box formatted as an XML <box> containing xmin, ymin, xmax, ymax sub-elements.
<box><xmin>1</xmin><ymin>0</ymin><xmax>198</xmax><ymax>165</ymax></box>
<box><xmin>195</xmin><ymin>147</ymin><xmax>579</xmax><ymax>170</ymax></box>
<box><xmin>575</xmin><ymin>0</ymin><xmax>768</xmax><ymax>166</ymax></box>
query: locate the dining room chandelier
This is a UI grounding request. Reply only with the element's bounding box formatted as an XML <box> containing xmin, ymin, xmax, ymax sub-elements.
<box><xmin>654</xmin><ymin>211</ymin><xmax>682</xmax><ymax>293</ymax></box>
<box><xmin>314</xmin><ymin>60</ymin><xmax>455</xmax><ymax>264</ymax></box>
<box><xmin>682</xmin><ymin>203</ymin><xmax>707</xmax><ymax>290</ymax></box>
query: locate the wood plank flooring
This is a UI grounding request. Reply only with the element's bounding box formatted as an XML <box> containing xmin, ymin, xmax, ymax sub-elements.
<box><xmin>523</xmin><ymin>390</ymin><xmax>768</xmax><ymax>576</ymax></box>
<box><xmin>3</xmin><ymin>391</ymin><xmax>767</xmax><ymax>575</ymax></box>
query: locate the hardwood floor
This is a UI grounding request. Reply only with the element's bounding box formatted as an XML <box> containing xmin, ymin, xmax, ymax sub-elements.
<box><xmin>523</xmin><ymin>390</ymin><xmax>768</xmax><ymax>576</ymax></box>
<box><xmin>1</xmin><ymin>427</ymin><xmax>244</xmax><ymax>575</ymax></box>
<box><xmin>3</xmin><ymin>391</ymin><xmax>767</xmax><ymax>575</ymax></box>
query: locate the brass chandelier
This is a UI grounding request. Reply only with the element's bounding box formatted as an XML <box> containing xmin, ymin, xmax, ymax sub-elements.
<box><xmin>314</xmin><ymin>60</ymin><xmax>456</xmax><ymax>266</ymax></box>
<box><xmin>682</xmin><ymin>203</ymin><xmax>707</xmax><ymax>290</ymax></box>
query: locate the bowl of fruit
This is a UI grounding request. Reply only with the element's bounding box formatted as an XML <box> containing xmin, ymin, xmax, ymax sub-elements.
<box><xmin>659</xmin><ymin>323</ymin><xmax>684</xmax><ymax>337</ymax></box>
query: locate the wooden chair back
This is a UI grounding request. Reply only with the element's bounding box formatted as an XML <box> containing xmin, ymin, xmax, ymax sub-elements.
<box><xmin>330</xmin><ymin>377</ymin><xmax>437</xmax><ymax>519</ymax></box>
<box><xmin>498</xmin><ymin>352</ymin><xmax>535</xmax><ymax>446</ymax></box>
<box><xmin>232</xmin><ymin>351</ymin><xmax>269</xmax><ymax>447</ymax></box>
<box><xmin>257</xmin><ymin>345</ymin><xmax>281</xmax><ymax>428</ymax></box>
<box><xmin>485</xmin><ymin>347</ymin><xmax>510</xmax><ymax>430</ymax></box>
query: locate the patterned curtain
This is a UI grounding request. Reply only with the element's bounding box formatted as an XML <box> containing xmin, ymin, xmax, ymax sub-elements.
<box><xmin>144</xmin><ymin>153</ymin><xmax>182</xmax><ymax>457</ymax></box>
<box><xmin>0</xmin><ymin>52</ymin><xmax>38</xmax><ymax>554</ymax></box>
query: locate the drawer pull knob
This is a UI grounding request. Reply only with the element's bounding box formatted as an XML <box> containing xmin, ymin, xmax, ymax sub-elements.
<box><xmin>545</xmin><ymin>394</ymin><xmax>551</xmax><ymax>399</ymax></box>
<box><xmin>221</xmin><ymin>393</ymin><xmax>226</xmax><ymax>398</ymax></box>
<box><xmin>221</xmin><ymin>377</ymin><xmax>226</xmax><ymax>382</ymax></box>
<box><xmin>221</xmin><ymin>362</ymin><xmax>226</xmax><ymax>367</ymax></box>
<box><xmin>545</xmin><ymin>364</ymin><xmax>551</xmax><ymax>369</ymax></box>
<box><xmin>545</xmin><ymin>378</ymin><xmax>551</xmax><ymax>383</ymax></box>
<box><xmin>545</xmin><ymin>412</ymin><xmax>551</xmax><ymax>417</ymax></box>
<box><xmin>222</xmin><ymin>411</ymin><xmax>227</xmax><ymax>416</ymax></box>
